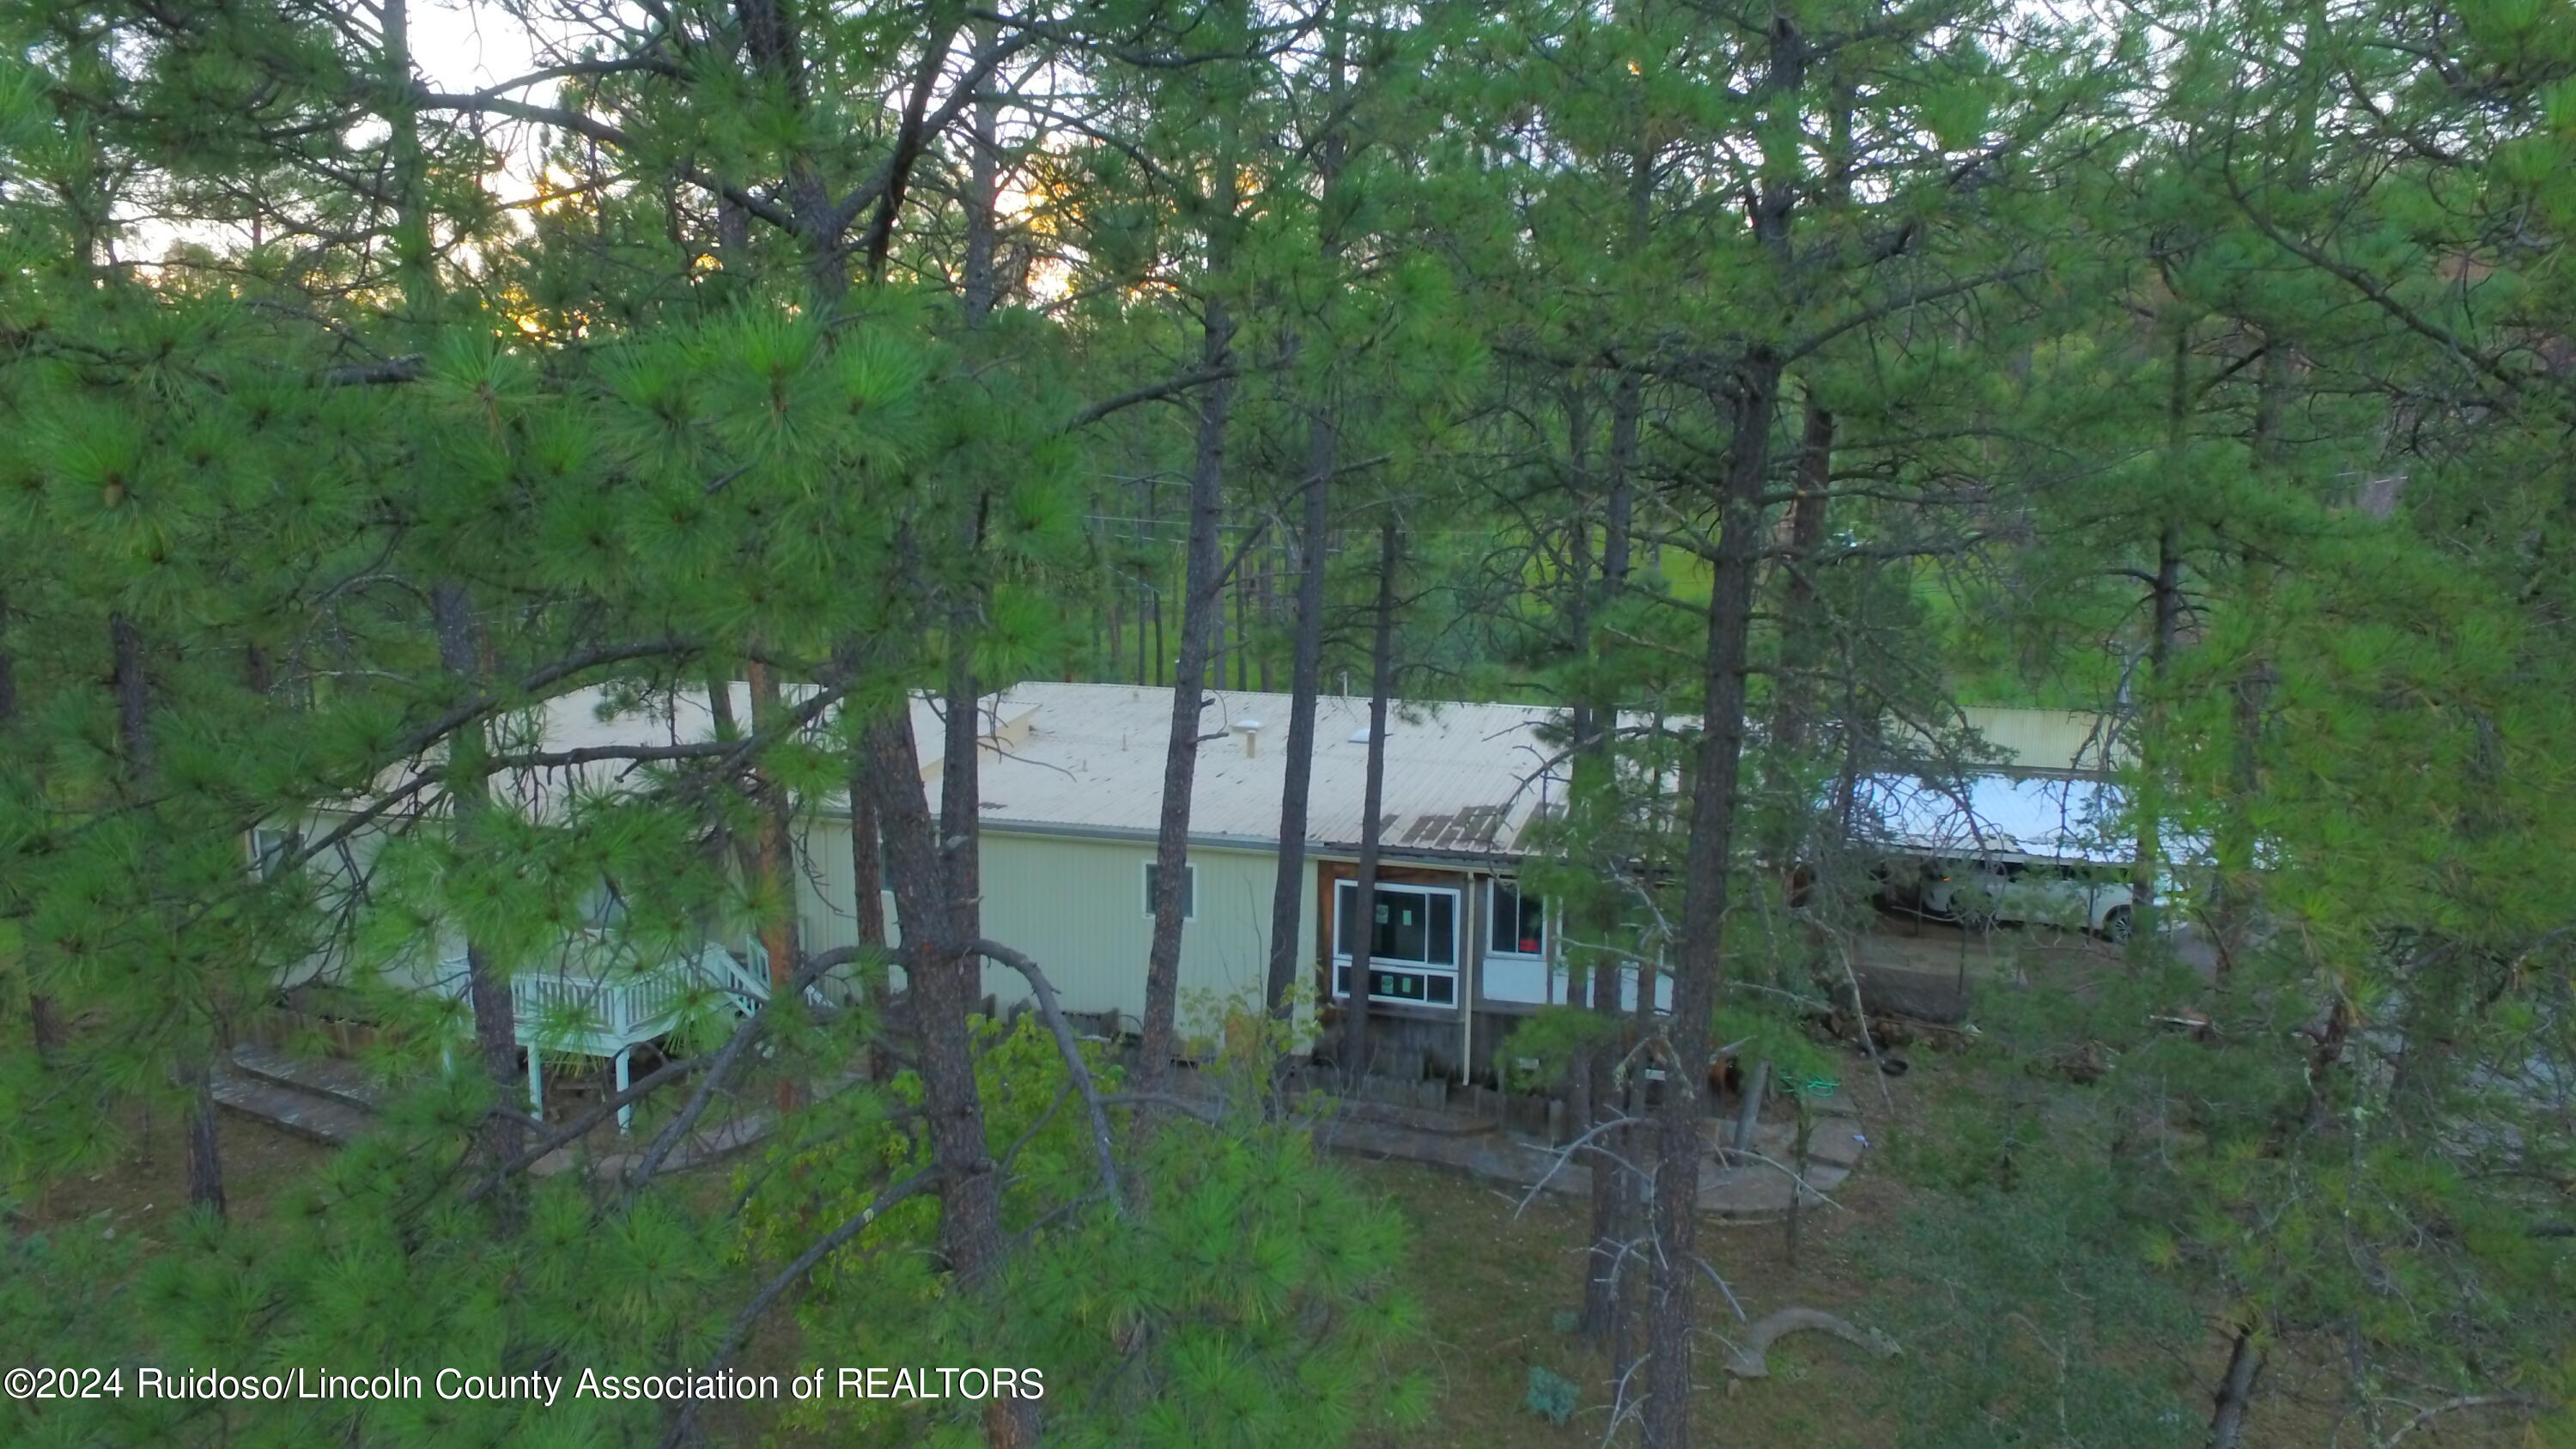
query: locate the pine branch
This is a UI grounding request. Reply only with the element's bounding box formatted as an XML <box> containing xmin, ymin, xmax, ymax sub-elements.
<box><xmin>1067</xmin><ymin>365</ymin><xmax>1241</xmax><ymax>429</ymax></box>
<box><xmin>622</xmin><ymin>944</ymin><xmax>867</xmax><ymax>1189</ymax></box>
<box><xmin>832</xmin><ymin>27</ymin><xmax>1047</xmax><ymax>250</ymax></box>
<box><xmin>412</xmin><ymin>88</ymin><xmax>798</xmax><ymax>232</ymax></box>
<box><xmin>974</xmin><ymin>937</ymin><xmax>1125</xmax><ymax>1211</ymax></box>
<box><xmin>659</xmin><ymin>1166</ymin><xmax>940</xmax><ymax>1449</ymax></box>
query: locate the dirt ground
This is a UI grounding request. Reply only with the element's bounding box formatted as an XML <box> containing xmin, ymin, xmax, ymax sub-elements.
<box><xmin>1353</xmin><ymin>1066</ymin><xmax>1929</xmax><ymax>1449</ymax></box>
<box><xmin>16</xmin><ymin>917</ymin><xmax>2530</xmax><ymax>1447</ymax></box>
<box><xmin>1361</xmin><ymin>1040</ymin><xmax>2523</xmax><ymax>1449</ymax></box>
<box><xmin>19</xmin><ymin>1108</ymin><xmax>332</xmax><ymax>1242</ymax></box>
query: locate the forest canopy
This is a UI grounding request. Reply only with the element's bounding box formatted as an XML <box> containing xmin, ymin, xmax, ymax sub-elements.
<box><xmin>1</xmin><ymin>0</ymin><xmax>2572</xmax><ymax>1445</ymax></box>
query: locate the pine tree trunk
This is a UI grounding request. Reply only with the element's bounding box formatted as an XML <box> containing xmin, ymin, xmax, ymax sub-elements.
<box><xmin>747</xmin><ymin>660</ymin><xmax>805</xmax><ymax>1110</ymax></box>
<box><xmin>1766</xmin><ymin>390</ymin><xmax>1837</xmax><ymax>1008</ymax></box>
<box><xmin>2136</xmin><ymin>516</ymin><xmax>2181</xmax><ymax>925</ymax></box>
<box><xmin>1771</xmin><ymin>82</ymin><xmax>1852</xmax><ymax>774</ymax></box>
<box><xmin>960</xmin><ymin>31</ymin><xmax>1001</xmax><ymax>326</ymax></box>
<box><xmin>390</xmin><ymin>0</ymin><xmax>525</xmax><ymax>1207</ymax></box>
<box><xmin>1234</xmin><ymin>557</ymin><xmax>1250</xmax><ymax>691</ymax></box>
<box><xmin>112</xmin><ymin>612</ymin><xmax>228</xmax><ymax>1216</ymax></box>
<box><xmin>1338</xmin><ymin>512</ymin><xmax>1401</xmax><ymax>1081</ymax></box>
<box><xmin>939</xmin><ymin>636</ymin><xmax>982</xmax><ymax>941</ymax></box>
<box><xmin>1784</xmin><ymin>1091</ymin><xmax>1815</xmax><ymax>1263</ymax></box>
<box><xmin>2206</xmin><ymin>1321</ymin><xmax>2263</xmax><ymax>1449</ymax></box>
<box><xmin>1265</xmin><ymin>409</ymin><xmax>1334</xmax><ymax>1019</ymax></box>
<box><xmin>434</xmin><ymin>585</ymin><xmax>525</xmax><ymax>1197</ymax></box>
<box><xmin>2136</xmin><ymin>328</ymin><xmax>2190</xmax><ymax>929</ymax></box>
<box><xmin>1264</xmin><ymin>52</ymin><xmax>1346</xmax><ymax>1021</ymax></box>
<box><xmin>859</xmin><ymin>712</ymin><xmax>1010</xmax><ymax>1272</ymax></box>
<box><xmin>851</xmin><ymin>783</ymin><xmax>887</xmax><ymax>949</ymax></box>
<box><xmin>1584</xmin><ymin>128</ymin><xmax>1657</xmax><ymax>1364</ymax></box>
<box><xmin>1581</xmin><ymin>371</ymin><xmax>1641</xmax><ymax>1351</ymax></box>
<box><xmin>0</xmin><ymin>588</ymin><xmax>58</xmax><ymax>1062</ymax></box>
<box><xmin>2216</xmin><ymin>339</ymin><xmax>2288</xmax><ymax>979</ymax></box>
<box><xmin>946</xmin><ymin>45</ymin><xmax>999</xmax><ymax>947</ymax></box>
<box><xmin>1256</xmin><ymin>546</ymin><xmax>1275</xmax><ymax>692</ymax></box>
<box><xmin>849</xmin><ymin>755</ymin><xmax>890</xmax><ymax>1085</ymax></box>
<box><xmin>1771</xmin><ymin>393</ymin><xmax>1835</xmax><ymax>757</ymax></box>
<box><xmin>856</xmin><ymin>707</ymin><xmax>1033</xmax><ymax>1449</ymax></box>
<box><xmin>1563</xmin><ymin>381</ymin><xmax>1608</xmax><ymax>1345</ymax></box>
<box><xmin>183</xmin><ymin>1056</ymin><xmax>225</xmax><ymax>1219</ymax></box>
<box><xmin>1731</xmin><ymin>1058</ymin><xmax>1771</xmax><ymax>1156</ymax></box>
<box><xmin>1139</xmin><ymin>251</ymin><xmax>1237</xmax><ymax>1095</ymax></box>
<box><xmin>1644</xmin><ymin>349</ymin><xmax>1782</xmax><ymax>1449</ymax></box>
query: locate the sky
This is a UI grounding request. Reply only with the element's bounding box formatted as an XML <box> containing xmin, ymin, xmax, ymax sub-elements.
<box><xmin>413</xmin><ymin>1</ymin><xmax>547</xmax><ymax>95</ymax></box>
<box><xmin>412</xmin><ymin>2</ymin><xmax>555</xmax><ymax>207</ymax></box>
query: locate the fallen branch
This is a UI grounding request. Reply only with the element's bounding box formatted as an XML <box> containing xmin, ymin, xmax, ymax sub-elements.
<box><xmin>1722</xmin><ymin>1307</ymin><xmax>1899</xmax><ymax>1379</ymax></box>
<box><xmin>2384</xmin><ymin>1393</ymin><xmax>2534</xmax><ymax>1446</ymax></box>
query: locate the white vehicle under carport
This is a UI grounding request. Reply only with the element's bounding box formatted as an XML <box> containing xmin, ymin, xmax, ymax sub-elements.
<box><xmin>1921</xmin><ymin>856</ymin><xmax>2141</xmax><ymax>941</ymax></box>
<box><xmin>1847</xmin><ymin>770</ymin><xmax>2198</xmax><ymax>943</ymax></box>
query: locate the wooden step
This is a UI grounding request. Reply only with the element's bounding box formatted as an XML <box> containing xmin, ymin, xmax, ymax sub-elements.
<box><xmin>208</xmin><ymin>1069</ymin><xmax>374</xmax><ymax>1146</ymax></box>
<box><xmin>229</xmin><ymin>1042</ymin><xmax>391</xmax><ymax>1111</ymax></box>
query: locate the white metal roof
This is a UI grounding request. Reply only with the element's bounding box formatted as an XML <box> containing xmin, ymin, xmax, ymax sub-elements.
<box><xmin>336</xmin><ymin>681</ymin><xmax>1573</xmax><ymax>860</ymax></box>
<box><xmin>932</xmin><ymin>684</ymin><xmax>1572</xmax><ymax>859</ymax></box>
<box><xmin>337</xmin><ymin>684</ymin><xmax>949</xmax><ymax>823</ymax></box>
<box><xmin>330</xmin><ymin>682</ymin><xmax>2183</xmax><ymax>870</ymax></box>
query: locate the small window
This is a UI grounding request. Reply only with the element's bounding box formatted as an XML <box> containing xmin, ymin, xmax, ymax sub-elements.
<box><xmin>250</xmin><ymin>827</ymin><xmax>301</xmax><ymax>880</ymax></box>
<box><xmin>1489</xmin><ymin>880</ymin><xmax>1546</xmax><ymax>957</ymax></box>
<box><xmin>1145</xmin><ymin>861</ymin><xmax>1195</xmax><ymax>920</ymax></box>
<box><xmin>580</xmin><ymin>879</ymin><xmax>629</xmax><ymax>929</ymax></box>
<box><xmin>1335</xmin><ymin>965</ymin><xmax>1455</xmax><ymax>1004</ymax></box>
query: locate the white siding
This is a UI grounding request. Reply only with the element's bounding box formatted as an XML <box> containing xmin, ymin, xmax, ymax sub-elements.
<box><xmin>794</xmin><ymin>822</ymin><xmax>1319</xmax><ymax>1033</ymax></box>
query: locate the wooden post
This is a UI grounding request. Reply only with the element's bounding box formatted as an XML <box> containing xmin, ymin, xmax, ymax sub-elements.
<box><xmin>614</xmin><ymin>1046</ymin><xmax>633</xmax><ymax>1135</ymax></box>
<box><xmin>1731</xmin><ymin>1060</ymin><xmax>1770</xmax><ymax>1157</ymax></box>
<box><xmin>526</xmin><ymin>1045</ymin><xmax>544</xmax><ymax>1117</ymax></box>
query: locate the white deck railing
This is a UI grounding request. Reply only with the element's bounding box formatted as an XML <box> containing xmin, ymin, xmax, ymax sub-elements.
<box><xmin>434</xmin><ymin>935</ymin><xmax>778</xmax><ymax>1060</ymax></box>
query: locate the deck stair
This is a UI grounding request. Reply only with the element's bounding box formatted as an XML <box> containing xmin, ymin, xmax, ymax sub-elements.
<box><xmin>230</xmin><ymin>1041</ymin><xmax>391</xmax><ymax>1111</ymax></box>
<box><xmin>209</xmin><ymin>1040</ymin><xmax>797</xmax><ymax>1178</ymax></box>
<box><xmin>210</xmin><ymin>1044</ymin><xmax>381</xmax><ymax>1146</ymax></box>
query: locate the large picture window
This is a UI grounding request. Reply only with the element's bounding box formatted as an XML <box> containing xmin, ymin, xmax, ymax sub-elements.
<box><xmin>1332</xmin><ymin>880</ymin><xmax>1460</xmax><ymax>1008</ymax></box>
<box><xmin>1488</xmin><ymin>879</ymin><xmax>1546</xmax><ymax>958</ymax></box>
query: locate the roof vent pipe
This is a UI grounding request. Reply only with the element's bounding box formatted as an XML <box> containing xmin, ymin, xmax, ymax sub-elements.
<box><xmin>1232</xmin><ymin>719</ymin><xmax>1263</xmax><ymax>758</ymax></box>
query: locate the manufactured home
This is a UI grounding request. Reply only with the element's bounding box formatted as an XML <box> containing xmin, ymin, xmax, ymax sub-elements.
<box><xmin>273</xmin><ymin>681</ymin><xmax>1624</xmax><ymax>1098</ymax></box>
<box><xmin>808</xmin><ymin>683</ymin><xmax>1638</xmax><ymax>1077</ymax></box>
